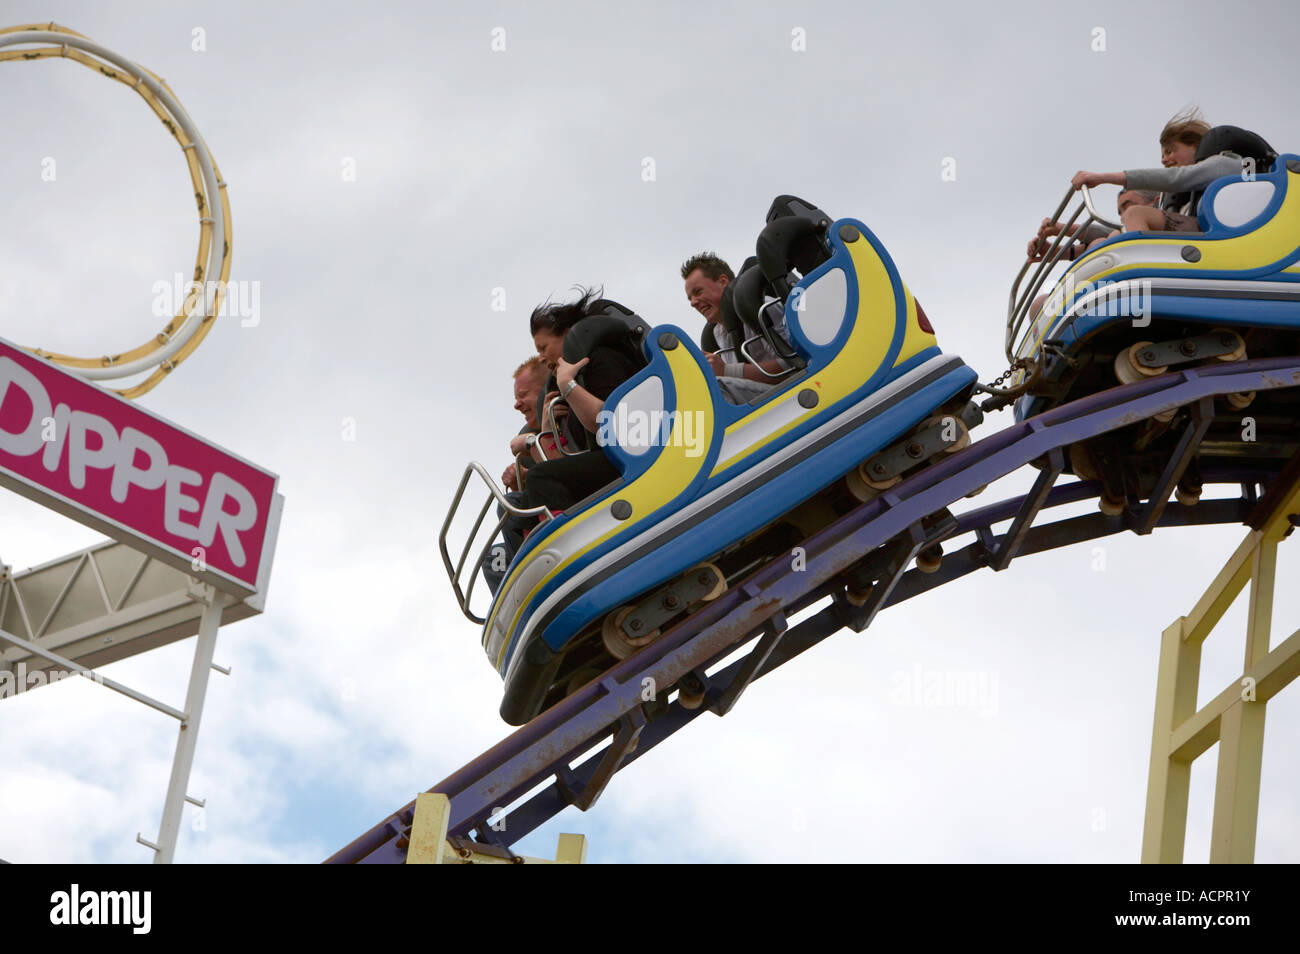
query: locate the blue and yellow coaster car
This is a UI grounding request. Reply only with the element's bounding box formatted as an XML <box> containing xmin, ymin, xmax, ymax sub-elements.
<box><xmin>1008</xmin><ymin>155</ymin><xmax>1300</xmax><ymax>453</ymax></box>
<box><xmin>478</xmin><ymin>214</ymin><xmax>978</xmax><ymax>725</ymax></box>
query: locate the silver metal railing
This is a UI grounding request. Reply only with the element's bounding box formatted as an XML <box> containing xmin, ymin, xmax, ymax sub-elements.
<box><xmin>1006</xmin><ymin>184</ymin><xmax>1121</xmax><ymax>364</ymax></box>
<box><xmin>737</xmin><ymin>300</ymin><xmax>801</xmax><ymax>380</ymax></box>
<box><xmin>439</xmin><ymin>461</ymin><xmax>555</xmax><ymax>624</ymax></box>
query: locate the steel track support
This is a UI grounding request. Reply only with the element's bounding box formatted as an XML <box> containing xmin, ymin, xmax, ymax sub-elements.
<box><xmin>1134</xmin><ymin>396</ymin><xmax>1214</xmax><ymax>535</ymax></box>
<box><xmin>989</xmin><ymin>447</ymin><xmax>1064</xmax><ymax>570</ymax></box>
<box><xmin>557</xmin><ymin>704</ymin><xmax>646</xmax><ymax>811</ymax></box>
<box><xmin>709</xmin><ymin>610</ymin><xmax>788</xmax><ymax>716</ymax></box>
<box><xmin>843</xmin><ymin>520</ymin><xmax>937</xmax><ymax>632</ymax></box>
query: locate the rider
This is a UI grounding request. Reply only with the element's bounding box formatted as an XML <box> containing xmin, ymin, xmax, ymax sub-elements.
<box><xmin>501</xmin><ymin>287</ymin><xmax>642</xmax><ymax>558</ymax></box>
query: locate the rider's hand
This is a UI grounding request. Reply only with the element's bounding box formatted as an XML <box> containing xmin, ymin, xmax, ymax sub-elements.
<box><xmin>544</xmin><ymin>391</ymin><xmax>568</xmax><ymax>418</ymax></box>
<box><xmin>705</xmin><ymin>352</ymin><xmax>724</xmax><ymax>376</ymax></box>
<box><xmin>1071</xmin><ymin>170</ymin><xmax>1123</xmax><ymax>191</ymax></box>
<box><xmin>502</xmin><ymin>463</ymin><xmax>518</xmax><ymax>490</ymax></box>
<box><xmin>555</xmin><ymin>356</ymin><xmax>589</xmax><ymax>392</ymax></box>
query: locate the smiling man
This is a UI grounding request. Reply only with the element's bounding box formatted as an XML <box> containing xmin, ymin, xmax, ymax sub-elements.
<box><xmin>683</xmin><ymin>252</ymin><xmax>791</xmax><ymax>398</ymax></box>
<box><xmin>682</xmin><ymin>251</ymin><xmax>734</xmax><ymax>326</ymax></box>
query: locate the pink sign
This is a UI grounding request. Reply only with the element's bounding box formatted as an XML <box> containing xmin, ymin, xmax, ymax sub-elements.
<box><xmin>0</xmin><ymin>337</ymin><xmax>279</xmax><ymax>595</ymax></box>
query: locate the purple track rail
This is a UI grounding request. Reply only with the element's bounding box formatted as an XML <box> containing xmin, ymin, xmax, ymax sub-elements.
<box><xmin>328</xmin><ymin>356</ymin><xmax>1300</xmax><ymax>863</ymax></box>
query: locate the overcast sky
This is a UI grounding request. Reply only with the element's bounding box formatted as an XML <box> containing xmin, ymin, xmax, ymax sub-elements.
<box><xmin>1</xmin><ymin>0</ymin><xmax>1298</xmax><ymax>863</ymax></box>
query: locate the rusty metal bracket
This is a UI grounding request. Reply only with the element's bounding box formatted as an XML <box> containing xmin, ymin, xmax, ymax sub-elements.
<box><xmin>989</xmin><ymin>446</ymin><xmax>1065</xmax><ymax>570</ymax></box>
<box><xmin>709</xmin><ymin>611</ymin><xmax>789</xmax><ymax>717</ymax></box>
<box><xmin>556</xmin><ymin>706</ymin><xmax>646</xmax><ymax>811</ymax></box>
<box><xmin>1134</xmin><ymin>396</ymin><xmax>1214</xmax><ymax>535</ymax></box>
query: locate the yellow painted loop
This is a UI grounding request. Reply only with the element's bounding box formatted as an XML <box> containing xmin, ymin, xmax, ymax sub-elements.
<box><xmin>0</xmin><ymin>22</ymin><xmax>231</xmax><ymax>398</ymax></box>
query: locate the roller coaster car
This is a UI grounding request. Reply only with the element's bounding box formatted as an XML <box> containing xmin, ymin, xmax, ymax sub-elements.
<box><xmin>1006</xmin><ymin>155</ymin><xmax>1300</xmax><ymax>505</ymax></box>
<box><xmin>444</xmin><ymin>196</ymin><xmax>980</xmax><ymax>725</ymax></box>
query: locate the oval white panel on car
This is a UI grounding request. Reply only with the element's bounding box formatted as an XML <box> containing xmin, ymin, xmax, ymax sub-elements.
<box><xmin>606</xmin><ymin>375</ymin><xmax>665</xmax><ymax>456</ymax></box>
<box><xmin>792</xmin><ymin>267</ymin><xmax>848</xmax><ymax>347</ymax></box>
<box><xmin>1212</xmin><ymin>180</ymin><xmax>1276</xmax><ymax>228</ymax></box>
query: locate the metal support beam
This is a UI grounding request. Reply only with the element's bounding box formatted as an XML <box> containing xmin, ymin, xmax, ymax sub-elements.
<box><xmin>557</xmin><ymin>705</ymin><xmax>645</xmax><ymax>811</ymax></box>
<box><xmin>989</xmin><ymin>447</ymin><xmax>1063</xmax><ymax>570</ymax></box>
<box><xmin>148</xmin><ymin>586</ymin><xmax>224</xmax><ymax>864</ymax></box>
<box><xmin>1134</xmin><ymin>396</ymin><xmax>1213</xmax><ymax>535</ymax></box>
<box><xmin>0</xmin><ymin>627</ymin><xmax>185</xmax><ymax>720</ymax></box>
<box><xmin>710</xmin><ymin>610</ymin><xmax>788</xmax><ymax>716</ymax></box>
<box><xmin>0</xmin><ymin>539</ymin><xmax>256</xmax><ymax>686</ymax></box>
<box><xmin>843</xmin><ymin>523</ymin><xmax>931</xmax><ymax>632</ymax></box>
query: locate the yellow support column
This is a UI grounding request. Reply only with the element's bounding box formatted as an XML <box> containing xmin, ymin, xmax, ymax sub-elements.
<box><xmin>555</xmin><ymin>832</ymin><xmax>588</xmax><ymax>865</ymax></box>
<box><xmin>1142</xmin><ymin>619</ymin><xmax>1201</xmax><ymax>864</ymax></box>
<box><xmin>405</xmin><ymin>792</ymin><xmax>587</xmax><ymax>864</ymax></box>
<box><xmin>1209</xmin><ymin>540</ymin><xmax>1275</xmax><ymax>863</ymax></box>
<box><xmin>1141</xmin><ymin>469</ymin><xmax>1300</xmax><ymax>864</ymax></box>
<box><xmin>407</xmin><ymin>793</ymin><xmax>452</xmax><ymax>864</ymax></box>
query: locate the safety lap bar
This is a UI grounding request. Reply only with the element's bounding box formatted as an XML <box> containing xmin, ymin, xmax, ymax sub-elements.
<box><xmin>439</xmin><ymin>461</ymin><xmax>555</xmax><ymax>624</ymax></box>
<box><xmin>1006</xmin><ymin>184</ymin><xmax>1120</xmax><ymax>363</ymax></box>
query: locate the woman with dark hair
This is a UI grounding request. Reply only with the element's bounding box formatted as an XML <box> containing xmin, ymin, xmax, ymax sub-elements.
<box><xmin>504</xmin><ymin>287</ymin><xmax>643</xmax><ymax>557</ymax></box>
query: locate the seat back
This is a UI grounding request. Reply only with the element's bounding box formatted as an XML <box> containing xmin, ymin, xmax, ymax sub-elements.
<box><xmin>1189</xmin><ymin>125</ymin><xmax>1279</xmax><ymax>212</ymax></box>
<box><xmin>756</xmin><ymin>196</ymin><xmax>833</xmax><ymax>298</ymax></box>
<box><xmin>1197</xmin><ymin>153</ymin><xmax>1295</xmax><ymax>234</ymax></box>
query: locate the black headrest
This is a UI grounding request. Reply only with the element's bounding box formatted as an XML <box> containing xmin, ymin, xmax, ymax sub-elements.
<box><xmin>1195</xmin><ymin>125</ymin><xmax>1278</xmax><ymax>171</ymax></box>
<box><xmin>756</xmin><ymin>195</ymin><xmax>833</xmax><ymax>295</ymax></box>
<box><xmin>766</xmin><ymin>195</ymin><xmax>832</xmax><ymax>228</ymax></box>
<box><xmin>730</xmin><ymin>264</ymin><xmax>766</xmax><ymax>333</ymax></box>
<box><xmin>589</xmin><ymin>298</ymin><xmax>649</xmax><ymax>342</ymax></box>
<box><xmin>562</xmin><ymin>315</ymin><xmax>642</xmax><ymax>365</ymax></box>
<box><xmin>715</xmin><ymin>281</ymin><xmax>744</xmax><ymax>343</ymax></box>
<box><xmin>700</xmin><ymin>322</ymin><xmax>720</xmax><ymax>354</ymax></box>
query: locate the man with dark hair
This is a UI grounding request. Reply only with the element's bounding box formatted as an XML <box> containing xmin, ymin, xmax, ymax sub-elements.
<box><xmin>681</xmin><ymin>252</ymin><xmax>735</xmax><ymax>325</ymax></box>
<box><xmin>682</xmin><ymin>252</ymin><xmax>792</xmax><ymax>393</ymax></box>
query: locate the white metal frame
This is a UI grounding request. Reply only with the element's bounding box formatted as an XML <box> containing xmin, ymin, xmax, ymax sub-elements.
<box><xmin>0</xmin><ymin>540</ymin><xmax>257</xmax><ymax>863</ymax></box>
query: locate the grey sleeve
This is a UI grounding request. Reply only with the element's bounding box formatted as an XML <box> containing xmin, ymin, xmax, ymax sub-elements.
<box><xmin>1124</xmin><ymin>154</ymin><xmax>1246</xmax><ymax>194</ymax></box>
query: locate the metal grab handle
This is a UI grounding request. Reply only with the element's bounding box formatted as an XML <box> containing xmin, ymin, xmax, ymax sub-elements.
<box><xmin>546</xmin><ymin>396</ymin><xmax>582</xmax><ymax>456</ymax></box>
<box><xmin>439</xmin><ymin>461</ymin><xmax>555</xmax><ymax>623</ymax></box>
<box><xmin>1006</xmin><ymin>184</ymin><xmax>1120</xmax><ymax>363</ymax></box>
<box><xmin>738</xmin><ymin>335</ymin><xmax>798</xmax><ymax>380</ymax></box>
<box><xmin>1080</xmin><ymin>184</ymin><xmax>1121</xmax><ymax>231</ymax></box>
<box><xmin>521</xmin><ymin>429</ymin><xmax>559</xmax><ymax>463</ymax></box>
<box><xmin>735</xmin><ymin>297</ymin><xmax>800</xmax><ymax>379</ymax></box>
